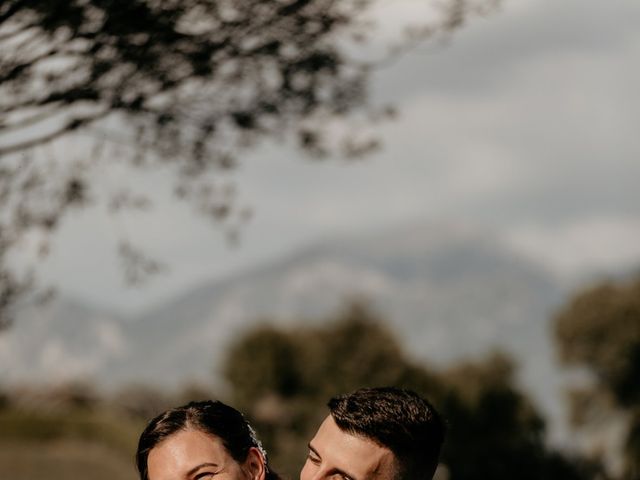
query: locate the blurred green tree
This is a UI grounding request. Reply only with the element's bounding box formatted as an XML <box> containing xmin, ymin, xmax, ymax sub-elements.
<box><xmin>224</xmin><ymin>301</ymin><xmax>599</xmax><ymax>480</ymax></box>
<box><xmin>439</xmin><ymin>352</ymin><xmax>600</xmax><ymax>480</ymax></box>
<box><xmin>0</xmin><ymin>386</ymin><xmax>141</xmax><ymax>480</ymax></box>
<box><xmin>0</xmin><ymin>0</ymin><xmax>502</xmax><ymax>327</ymax></box>
<box><xmin>554</xmin><ymin>276</ymin><xmax>640</xmax><ymax>479</ymax></box>
<box><xmin>224</xmin><ymin>301</ymin><xmax>443</xmax><ymax>477</ymax></box>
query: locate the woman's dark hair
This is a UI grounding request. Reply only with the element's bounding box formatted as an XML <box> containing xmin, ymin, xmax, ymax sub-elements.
<box><xmin>136</xmin><ymin>400</ymin><xmax>279</xmax><ymax>480</ymax></box>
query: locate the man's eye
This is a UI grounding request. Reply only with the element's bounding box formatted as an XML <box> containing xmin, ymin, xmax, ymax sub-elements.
<box><xmin>307</xmin><ymin>452</ymin><xmax>321</xmax><ymax>464</ymax></box>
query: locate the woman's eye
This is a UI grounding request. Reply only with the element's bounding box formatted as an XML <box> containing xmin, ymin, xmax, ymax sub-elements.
<box><xmin>194</xmin><ymin>473</ymin><xmax>216</xmax><ymax>480</ymax></box>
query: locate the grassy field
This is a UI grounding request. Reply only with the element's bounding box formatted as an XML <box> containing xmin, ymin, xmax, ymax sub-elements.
<box><xmin>0</xmin><ymin>439</ymin><xmax>138</xmax><ymax>480</ymax></box>
<box><xmin>0</xmin><ymin>408</ymin><xmax>142</xmax><ymax>480</ymax></box>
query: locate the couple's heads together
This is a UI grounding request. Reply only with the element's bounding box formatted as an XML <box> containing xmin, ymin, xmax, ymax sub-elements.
<box><xmin>137</xmin><ymin>387</ymin><xmax>445</xmax><ymax>480</ymax></box>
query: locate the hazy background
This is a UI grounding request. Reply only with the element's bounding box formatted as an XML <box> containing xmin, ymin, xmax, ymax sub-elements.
<box><xmin>31</xmin><ymin>0</ymin><xmax>640</xmax><ymax>313</ymax></box>
<box><xmin>1</xmin><ymin>0</ymin><xmax>639</xmax><ymax>479</ymax></box>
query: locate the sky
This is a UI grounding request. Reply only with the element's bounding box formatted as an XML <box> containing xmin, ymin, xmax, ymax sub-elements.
<box><xmin>26</xmin><ymin>0</ymin><xmax>640</xmax><ymax>315</ymax></box>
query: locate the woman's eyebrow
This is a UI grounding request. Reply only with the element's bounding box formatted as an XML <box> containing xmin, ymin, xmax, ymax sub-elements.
<box><xmin>187</xmin><ymin>462</ymin><xmax>219</xmax><ymax>477</ymax></box>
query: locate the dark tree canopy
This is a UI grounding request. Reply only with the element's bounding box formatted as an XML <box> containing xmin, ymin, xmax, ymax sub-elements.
<box><xmin>554</xmin><ymin>276</ymin><xmax>640</xmax><ymax>479</ymax></box>
<box><xmin>1</xmin><ymin>0</ymin><xmax>377</xmax><ymax>159</ymax></box>
<box><xmin>437</xmin><ymin>352</ymin><xmax>600</xmax><ymax>480</ymax></box>
<box><xmin>555</xmin><ymin>277</ymin><xmax>640</xmax><ymax>408</ymax></box>
<box><xmin>0</xmin><ymin>0</ymin><xmax>502</xmax><ymax>325</ymax></box>
<box><xmin>224</xmin><ymin>301</ymin><xmax>600</xmax><ymax>480</ymax></box>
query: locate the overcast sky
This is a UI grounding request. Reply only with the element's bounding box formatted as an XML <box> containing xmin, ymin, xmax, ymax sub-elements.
<box><xmin>32</xmin><ymin>0</ymin><xmax>640</xmax><ymax>315</ymax></box>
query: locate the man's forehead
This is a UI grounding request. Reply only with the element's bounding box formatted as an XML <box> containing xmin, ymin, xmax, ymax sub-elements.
<box><xmin>310</xmin><ymin>416</ymin><xmax>397</xmax><ymax>480</ymax></box>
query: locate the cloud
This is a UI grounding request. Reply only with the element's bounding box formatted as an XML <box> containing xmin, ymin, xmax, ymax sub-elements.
<box><xmin>373</xmin><ymin>0</ymin><xmax>640</xmax><ymax>100</ymax></box>
<box><xmin>31</xmin><ymin>0</ymin><xmax>640</xmax><ymax>312</ymax></box>
<box><xmin>506</xmin><ymin>216</ymin><xmax>640</xmax><ymax>281</ymax></box>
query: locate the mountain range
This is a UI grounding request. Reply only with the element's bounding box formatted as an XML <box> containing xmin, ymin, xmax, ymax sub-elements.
<box><xmin>2</xmin><ymin>222</ymin><xmax>604</xmax><ymax>439</ymax></box>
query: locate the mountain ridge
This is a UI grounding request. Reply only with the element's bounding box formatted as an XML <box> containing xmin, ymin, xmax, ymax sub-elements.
<box><xmin>3</xmin><ymin>221</ymin><xmax>574</xmax><ymax>438</ymax></box>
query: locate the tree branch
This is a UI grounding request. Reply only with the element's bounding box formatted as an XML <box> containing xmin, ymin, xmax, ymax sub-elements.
<box><xmin>0</xmin><ymin>105</ymin><xmax>61</xmax><ymax>132</ymax></box>
<box><xmin>0</xmin><ymin>110</ymin><xmax>109</xmax><ymax>157</ymax></box>
<box><xmin>0</xmin><ymin>47</ymin><xmax>59</xmax><ymax>84</ymax></box>
<box><xmin>0</xmin><ymin>19</ymin><xmax>38</xmax><ymax>41</ymax></box>
<box><xmin>0</xmin><ymin>0</ymin><xmax>30</xmax><ymax>25</ymax></box>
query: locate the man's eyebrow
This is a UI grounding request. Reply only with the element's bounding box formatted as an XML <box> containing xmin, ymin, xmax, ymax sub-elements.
<box><xmin>186</xmin><ymin>462</ymin><xmax>219</xmax><ymax>477</ymax></box>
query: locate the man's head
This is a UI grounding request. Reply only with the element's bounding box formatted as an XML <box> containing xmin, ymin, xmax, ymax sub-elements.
<box><xmin>301</xmin><ymin>387</ymin><xmax>445</xmax><ymax>480</ymax></box>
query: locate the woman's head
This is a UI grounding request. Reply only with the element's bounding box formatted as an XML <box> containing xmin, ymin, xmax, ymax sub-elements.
<box><xmin>136</xmin><ymin>400</ymin><xmax>275</xmax><ymax>480</ymax></box>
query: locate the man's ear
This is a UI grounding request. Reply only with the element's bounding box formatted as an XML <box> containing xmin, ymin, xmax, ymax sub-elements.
<box><xmin>244</xmin><ymin>447</ymin><xmax>267</xmax><ymax>480</ymax></box>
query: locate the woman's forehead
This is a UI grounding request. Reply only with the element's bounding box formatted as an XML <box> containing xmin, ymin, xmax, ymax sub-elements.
<box><xmin>147</xmin><ymin>429</ymin><xmax>233</xmax><ymax>480</ymax></box>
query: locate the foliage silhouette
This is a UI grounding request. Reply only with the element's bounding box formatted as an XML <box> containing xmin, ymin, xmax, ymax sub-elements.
<box><xmin>554</xmin><ymin>276</ymin><xmax>640</xmax><ymax>479</ymax></box>
<box><xmin>224</xmin><ymin>301</ymin><xmax>599</xmax><ymax>480</ymax></box>
<box><xmin>0</xmin><ymin>0</ymin><xmax>502</xmax><ymax>326</ymax></box>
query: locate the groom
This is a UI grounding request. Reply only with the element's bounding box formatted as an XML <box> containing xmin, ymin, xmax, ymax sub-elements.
<box><xmin>301</xmin><ymin>387</ymin><xmax>445</xmax><ymax>480</ymax></box>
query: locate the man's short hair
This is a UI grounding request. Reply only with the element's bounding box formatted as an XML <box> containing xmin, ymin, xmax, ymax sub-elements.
<box><xmin>328</xmin><ymin>387</ymin><xmax>445</xmax><ymax>480</ymax></box>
